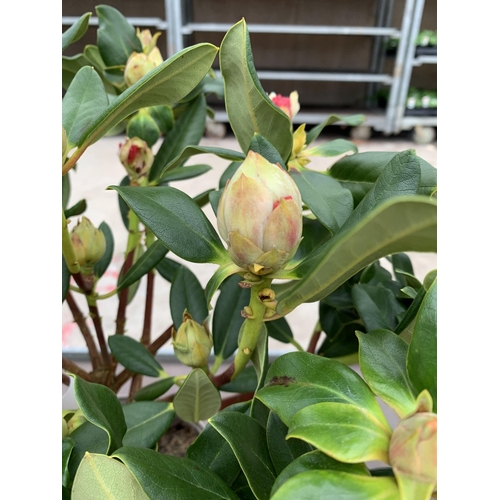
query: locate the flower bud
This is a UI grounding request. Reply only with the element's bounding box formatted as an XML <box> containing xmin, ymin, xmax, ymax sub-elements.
<box><xmin>124</xmin><ymin>45</ymin><xmax>163</xmax><ymax>87</ymax></box>
<box><xmin>70</xmin><ymin>217</ymin><xmax>106</xmax><ymax>272</ymax></box>
<box><xmin>119</xmin><ymin>137</ymin><xmax>154</xmax><ymax>178</ymax></box>
<box><xmin>217</xmin><ymin>151</ymin><xmax>303</xmax><ymax>275</ymax></box>
<box><xmin>268</xmin><ymin>91</ymin><xmax>300</xmax><ymax>120</ymax></box>
<box><xmin>389</xmin><ymin>412</ymin><xmax>437</xmax><ymax>486</ymax></box>
<box><xmin>172</xmin><ymin>311</ymin><xmax>213</xmax><ymax>368</ymax></box>
<box><xmin>136</xmin><ymin>28</ymin><xmax>162</xmax><ymax>55</ymax></box>
<box><xmin>126</xmin><ymin>109</ymin><xmax>161</xmax><ymax>148</ymax></box>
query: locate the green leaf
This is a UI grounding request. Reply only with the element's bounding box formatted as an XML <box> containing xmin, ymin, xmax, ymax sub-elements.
<box><xmin>266</xmin><ymin>317</ymin><xmax>295</xmax><ymax>344</ymax></box>
<box><xmin>266</xmin><ymin>411</ymin><xmax>313</xmax><ymax>475</ymax></box>
<box><xmin>62</xmin><ymin>171</ymin><xmax>71</xmax><ymax>209</ymax></box>
<box><xmin>122</xmin><ymin>402</ymin><xmax>175</xmax><ymax>448</ymax></box>
<box><xmin>62</xmin><ymin>66</ymin><xmax>109</xmax><ymax>147</ymax></box>
<box><xmin>108</xmin><ymin>335</ymin><xmax>165</xmax><ymax>377</ymax></box>
<box><xmin>73</xmin><ymin>376</ymin><xmax>127</xmax><ymax>454</ymax></box>
<box><xmin>423</xmin><ymin>269</ymin><xmax>437</xmax><ymax>290</ymax></box>
<box><xmin>356</xmin><ymin>329</ymin><xmax>418</xmax><ymax>418</ymax></box>
<box><xmin>187</xmin><ymin>402</ymin><xmax>251</xmax><ymax>487</ymax></box>
<box><xmin>306</xmin><ymin>114</ymin><xmax>365</xmax><ymax>145</ymax></box>
<box><xmin>62</xmin><ymin>12</ymin><xmax>92</xmax><ymax>51</ymax></box>
<box><xmin>220</xmin><ymin>365</ymin><xmax>258</xmax><ymax>393</ymax></box>
<box><xmin>271</xmin><ymin>470</ymin><xmax>400</xmax><ymax>500</ymax></box>
<box><xmin>302</xmin><ymin>138</ymin><xmax>358</xmax><ymax>158</ymax></box>
<box><xmin>271</xmin><ymin>450</ymin><xmax>369</xmax><ymax>497</ymax></box>
<box><xmin>194</xmin><ymin>188</ymin><xmax>215</xmax><ymax>208</ymax></box>
<box><xmin>394</xmin><ymin>285</ymin><xmax>426</xmax><ymax>335</ymax></box>
<box><xmin>220</xmin><ymin>19</ymin><xmax>293</xmax><ymax>160</ymax></box>
<box><xmin>94</xmin><ymin>222</ymin><xmax>114</xmax><ymax>279</ymax></box>
<box><xmin>209</xmin><ymin>411</ymin><xmax>276</xmax><ymax>500</ymax></box>
<box><xmin>150</xmin><ymin>93</ymin><xmax>208</xmax><ymax>180</ymax></box>
<box><xmin>205</xmin><ymin>261</ymin><xmax>243</xmax><ymax>309</ymax></box>
<box><xmin>156</xmin><ymin>257</ymin><xmax>182</xmax><ymax>282</ymax></box>
<box><xmin>159</xmin><ymin>164</ymin><xmax>212</xmax><ymax>184</ymax></box>
<box><xmin>133</xmin><ymin>377</ymin><xmax>176</xmax><ymax>402</ymax></box>
<box><xmin>209</xmin><ymin>189</ymin><xmax>223</xmax><ymax>217</ymax></box>
<box><xmin>390</xmin><ymin>253</ymin><xmax>415</xmax><ymax>286</ymax></box>
<box><xmin>64</xmin><ymin>199</ymin><xmax>87</xmax><ymax>218</ymax></box>
<box><xmin>352</xmin><ymin>283</ymin><xmax>406</xmax><ymax>331</ymax></box>
<box><xmin>149</xmin><ymin>104</ymin><xmax>174</xmax><ymax>134</ymax></box>
<box><xmin>250</xmin><ymin>325</ymin><xmax>269</xmax><ymax>401</ymax></box>
<box><xmin>274</xmin><ymin>196</ymin><xmax>437</xmax><ymax>317</ymax></box>
<box><xmin>117</xmin><ymin>240</ymin><xmax>168</xmax><ymax>291</ymax></box>
<box><xmin>288</xmin><ymin>217</ymin><xmax>332</xmax><ymax>265</ymax></box>
<box><xmin>213</xmin><ymin>274</ymin><xmax>250</xmax><ymax>359</ymax></box>
<box><xmin>160</xmin><ymin>146</ymin><xmax>245</xmax><ymax>178</ymax></box>
<box><xmin>170</xmin><ymin>266</ymin><xmax>208</xmax><ymax>329</ymax></box>
<box><xmin>95</xmin><ymin>5</ymin><xmax>142</xmax><ymax>67</ymax></box>
<box><xmin>120</xmin><ymin>244</ymin><xmax>144</xmax><ymax>305</ymax></box>
<box><xmin>329</xmin><ymin>150</ymin><xmax>437</xmax><ymax>206</ymax></box>
<box><xmin>248</xmin><ymin>134</ymin><xmax>286</xmax><ymax>169</ymax></box>
<box><xmin>256</xmin><ymin>352</ymin><xmax>389</xmax><ymax>429</ymax></box>
<box><xmin>62</xmin><ymin>256</ymin><xmax>70</xmax><ymax>302</ymax></box>
<box><xmin>62</xmin><ymin>437</ymin><xmax>75</xmax><ymax>488</ymax></box>
<box><xmin>173</xmin><ymin>368</ymin><xmax>221</xmax><ymax>422</ymax></box>
<box><xmin>407</xmin><ymin>277</ymin><xmax>437</xmax><ymax>411</ymax></box>
<box><xmin>289</xmin><ymin>169</ymin><xmax>353</xmax><ymax>234</ymax></box>
<box><xmin>113</xmin><ymin>447</ymin><xmax>239</xmax><ymax>499</ymax></box>
<box><xmin>71</xmin><ymin>452</ymin><xmax>149</xmax><ymax>500</ymax></box>
<box><xmin>117</xmin><ymin>175</ymin><xmax>130</xmax><ymax>228</ymax></box>
<box><xmin>219</xmin><ymin>161</ymin><xmax>242</xmax><ymax>188</ymax></box>
<box><xmin>110</xmin><ymin>185</ymin><xmax>228</xmax><ymax>264</ymax></box>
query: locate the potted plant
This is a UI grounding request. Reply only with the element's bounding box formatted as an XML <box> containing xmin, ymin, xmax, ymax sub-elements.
<box><xmin>62</xmin><ymin>6</ymin><xmax>437</xmax><ymax>499</ymax></box>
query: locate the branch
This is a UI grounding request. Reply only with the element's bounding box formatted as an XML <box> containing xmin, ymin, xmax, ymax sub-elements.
<box><xmin>88</xmin><ymin>302</ymin><xmax>113</xmax><ymax>370</ymax></box>
<box><xmin>63</xmin><ymin>358</ymin><xmax>92</xmax><ymax>381</ymax></box>
<box><xmin>220</xmin><ymin>392</ymin><xmax>254</xmax><ymax>410</ymax></box>
<box><xmin>128</xmin><ymin>374</ymin><xmax>143</xmax><ymax>402</ymax></box>
<box><xmin>141</xmin><ymin>271</ymin><xmax>155</xmax><ymax>346</ymax></box>
<box><xmin>115</xmin><ymin>250</ymin><xmax>135</xmax><ymax>335</ymax></box>
<box><xmin>307</xmin><ymin>321</ymin><xmax>323</xmax><ymax>354</ymax></box>
<box><xmin>62</xmin><ymin>373</ymin><xmax>71</xmax><ymax>386</ymax></box>
<box><xmin>211</xmin><ymin>362</ymin><xmax>235</xmax><ymax>388</ymax></box>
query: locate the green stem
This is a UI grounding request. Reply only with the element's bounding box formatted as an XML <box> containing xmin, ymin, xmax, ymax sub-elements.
<box><xmin>210</xmin><ymin>353</ymin><xmax>224</xmax><ymax>375</ymax></box>
<box><xmin>290</xmin><ymin>338</ymin><xmax>305</xmax><ymax>352</ymax></box>
<box><xmin>232</xmin><ymin>278</ymin><xmax>272</xmax><ymax>379</ymax></box>
<box><xmin>62</xmin><ymin>210</ymin><xmax>80</xmax><ymax>274</ymax></box>
<box><xmin>96</xmin><ymin>288</ymin><xmax>119</xmax><ymax>300</ymax></box>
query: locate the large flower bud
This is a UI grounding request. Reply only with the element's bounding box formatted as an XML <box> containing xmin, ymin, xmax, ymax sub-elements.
<box><xmin>172</xmin><ymin>311</ymin><xmax>213</xmax><ymax>368</ymax></box>
<box><xmin>268</xmin><ymin>91</ymin><xmax>300</xmax><ymax>120</ymax></box>
<box><xmin>217</xmin><ymin>151</ymin><xmax>303</xmax><ymax>276</ymax></box>
<box><xmin>70</xmin><ymin>217</ymin><xmax>106</xmax><ymax>272</ymax></box>
<box><xmin>126</xmin><ymin>109</ymin><xmax>160</xmax><ymax>148</ymax></box>
<box><xmin>119</xmin><ymin>137</ymin><xmax>154</xmax><ymax>179</ymax></box>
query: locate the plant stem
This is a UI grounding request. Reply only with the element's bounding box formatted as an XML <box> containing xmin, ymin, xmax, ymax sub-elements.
<box><xmin>96</xmin><ymin>289</ymin><xmax>119</xmax><ymax>300</ymax></box>
<box><xmin>141</xmin><ymin>271</ymin><xmax>155</xmax><ymax>346</ymax></box>
<box><xmin>62</xmin><ymin>210</ymin><xmax>80</xmax><ymax>274</ymax></box>
<box><xmin>63</xmin><ymin>358</ymin><xmax>92</xmax><ymax>381</ymax></box>
<box><xmin>62</xmin><ymin>373</ymin><xmax>71</xmax><ymax>386</ymax></box>
<box><xmin>290</xmin><ymin>338</ymin><xmax>305</xmax><ymax>352</ymax></box>
<box><xmin>87</xmin><ymin>299</ymin><xmax>113</xmax><ymax>371</ymax></box>
<box><xmin>148</xmin><ymin>325</ymin><xmax>173</xmax><ymax>354</ymax></box>
<box><xmin>307</xmin><ymin>320</ymin><xmax>322</xmax><ymax>353</ymax></box>
<box><xmin>128</xmin><ymin>374</ymin><xmax>143</xmax><ymax>402</ymax></box>
<box><xmin>220</xmin><ymin>392</ymin><xmax>254</xmax><ymax>410</ymax></box>
<box><xmin>65</xmin><ymin>292</ymin><xmax>102</xmax><ymax>369</ymax></box>
<box><xmin>211</xmin><ymin>362</ymin><xmax>235</xmax><ymax>387</ymax></box>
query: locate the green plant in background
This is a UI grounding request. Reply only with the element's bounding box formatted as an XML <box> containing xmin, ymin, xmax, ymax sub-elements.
<box><xmin>62</xmin><ymin>7</ymin><xmax>437</xmax><ymax>499</ymax></box>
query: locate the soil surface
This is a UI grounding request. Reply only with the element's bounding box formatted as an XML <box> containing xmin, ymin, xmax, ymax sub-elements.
<box><xmin>157</xmin><ymin>419</ymin><xmax>200</xmax><ymax>457</ymax></box>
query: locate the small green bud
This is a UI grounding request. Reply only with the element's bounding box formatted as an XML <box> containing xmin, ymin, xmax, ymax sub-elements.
<box><xmin>70</xmin><ymin>217</ymin><xmax>106</xmax><ymax>273</ymax></box>
<box><xmin>119</xmin><ymin>137</ymin><xmax>154</xmax><ymax>179</ymax></box>
<box><xmin>172</xmin><ymin>311</ymin><xmax>213</xmax><ymax>368</ymax></box>
<box><xmin>148</xmin><ymin>105</ymin><xmax>174</xmax><ymax>134</ymax></box>
<box><xmin>126</xmin><ymin>109</ymin><xmax>160</xmax><ymax>148</ymax></box>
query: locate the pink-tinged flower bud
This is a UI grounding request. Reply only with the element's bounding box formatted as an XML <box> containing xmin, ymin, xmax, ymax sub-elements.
<box><xmin>70</xmin><ymin>217</ymin><xmax>106</xmax><ymax>272</ymax></box>
<box><xmin>268</xmin><ymin>91</ymin><xmax>300</xmax><ymax>120</ymax></box>
<box><xmin>389</xmin><ymin>412</ymin><xmax>437</xmax><ymax>487</ymax></box>
<box><xmin>119</xmin><ymin>137</ymin><xmax>154</xmax><ymax>178</ymax></box>
<box><xmin>172</xmin><ymin>311</ymin><xmax>213</xmax><ymax>368</ymax></box>
<box><xmin>217</xmin><ymin>151</ymin><xmax>303</xmax><ymax>275</ymax></box>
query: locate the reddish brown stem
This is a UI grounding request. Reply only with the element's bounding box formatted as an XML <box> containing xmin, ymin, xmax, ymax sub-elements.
<box><xmin>72</xmin><ymin>271</ymin><xmax>93</xmax><ymax>294</ymax></box>
<box><xmin>63</xmin><ymin>358</ymin><xmax>92</xmax><ymax>381</ymax></box>
<box><xmin>65</xmin><ymin>292</ymin><xmax>102</xmax><ymax>369</ymax></box>
<box><xmin>115</xmin><ymin>250</ymin><xmax>135</xmax><ymax>336</ymax></box>
<box><xmin>88</xmin><ymin>302</ymin><xmax>113</xmax><ymax>370</ymax></box>
<box><xmin>307</xmin><ymin>327</ymin><xmax>322</xmax><ymax>354</ymax></box>
<box><xmin>220</xmin><ymin>392</ymin><xmax>254</xmax><ymax>410</ymax></box>
<box><xmin>128</xmin><ymin>374</ymin><xmax>143</xmax><ymax>402</ymax></box>
<box><xmin>141</xmin><ymin>271</ymin><xmax>155</xmax><ymax>346</ymax></box>
<box><xmin>211</xmin><ymin>362</ymin><xmax>235</xmax><ymax>388</ymax></box>
<box><xmin>62</xmin><ymin>373</ymin><xmax>71</xmax><ymax>386</ymax></box>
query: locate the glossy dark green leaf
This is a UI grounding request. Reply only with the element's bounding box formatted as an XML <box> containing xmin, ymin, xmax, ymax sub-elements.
<box><xmin>150</xmin><ymin>93</ymin><xmax>207</xmax><ymax>180</ymax></box>
<box><xmin>359</xmin><ymin>260</ymin><xmax>393</xmax><ymax>285</ymax></box>
<box><xmin>407</xmin><ymin>277</ymin><xmax>437</xmax><ymax>411</ymax></box>
<box><xmin>108</xmin><ymin>335</ymin><xmax>165</xmax><ymax>377</ymax></box>
<box><xmin>62</xmin><ymin>172</ymin><xmax>71</xmax><ymax>209</ymax></box>
<box><xmin>288</xmin><ymin>217</ymin><xmax>332</xmax><ymax>265</ymax></box>
<box><xmin>118</xmin><ymin>244</ymin><xmax>144</xmax><ymax>305</ymax></box>
<box><xmin>329</xmin><ymin>150</ymin><xmax>436</xmax><ymax>206</ymax></box>
<box><xmin>248</xmin><ymin>134</ymin><xmax>286</xmax><ymax>169</ymax></box>
<box><xmin>356</xmin><ymin>329</ymin><xmax>418</xmax><ymax>418</ymax></box>
<box><xmin>117</xmin><ymin>175</ymin><xmax>130</xmax><ymax>228</ymax></box>
<box><xmin>173</xmin><ymin>369</ymin><xmax>221</xmax><ymax>423</ymax></box>
<box><xmin>220</xmin><ymin>19</ymin><xmax>293</xmax><ymax>161</ymax></box>
<box><xmin>156</xmin><ymin>256</ymin><xmax>182</xmax><ymax>282</ymax></box>
<box><xmin>94</xmin><ymin>222</ymin><xmax>114</xmax><ymax>279</ymax></box>
<box><xmin>72</xmin><ymin>452</ymin><xmax>149</xmax><ymax>500</ymax></box>
<box><xmin>271</xmin><ymin>470</ymin><xmax>400</xmax><ymax>500</ymax></box>
<box><xmin>256</xmin><ymin>352</ymin><xmax>388</xmax><ymax>428</ymax></box>
<box><xmin>220</xmin><ymin>365</ymin><xmax>258</xmax><ymax>393</ymax></box>
<box><xmin>288</xmin><ymin>402</ymin><xmax>391</xmax><ymax>463</ymax></box>
<box><xmin>62</xmin><ymin>437</ymin><xmax>75</xmax><ymax>488</ymax></box>
<box><xmin>159</xmin><ymin>164</ymin><xmax>212</xmax><ymax>184</ymax></box>
<box><xmin>62</xmin><ymin>66</ymin><xmax>109</xmax><ymax>147</ymax></box>
<box><xmin>170</xmin><ymin>266</ymin><xmax>208</xmax><ymax>329</ymax></box>
<box><xmin>62</xmin><ymin>53</ymin><xmax>89</xmax><ymax>91</ymax></box>
<box><xmin>205</xmin><ymin>261</ymin><xmax>243</xmax><ymax>310</ymax></box>
<box><xmin>352</xmin><ymin>283</ymin><xmax>406</xmax><ymax>332</ymax></box>
<box><xmin>113</xmin><ymin>447</ymin><xmax>239</xmax><ymax>499</ymax></box>
<box><xmin>62</xmin><ymin>12</ymin><xmax>92</xmax><ymax>51</ymax></box>
<box><xmin>117</xmin><ymin>240</ymin><xmax>167</xmax><ymax>290</ymax></box>
<box><xmin>95</xmin><ymin>5</ymin><xmax>142</xmax><ymax>67</ymax></box>
<box><xmin>111</xmin><ymin>185</ymin><xmax>228</xmax><ymax>264</ymax></box>
<box><xmin>266</xmin><ymin>317</ymin><xmax>294</xmax><ymax>344</ymax></box>
<box><xmin>209</xmin><ymin>189</ymin><xmax>223</xmax><ymax>216</ymax></box>
<box><xmin>290</xmin><ymin>169</ymin><xmax>353</xmax><ymax>234</ymax></box>
<box><xmin>219</xmin><ymin>161</ymin><xmax>242</xmax><ymax>188</ymax></box>
<box><xmin>423</xmin><ymin>269</ymin><xmax>437</xmax><ymax>290</ymax></box>
<box><xmin>187</xmin><ymin>402</ymin><xmax>250</xmax><ymax>487</ymax></box>
<box><xmin>271</xmin><ymin>450</ymin><xmax>369</xmax><ymax>497</ymax></box>
<box><xmin>394</xmin><ymin>286</ymin><xmax>426</xmax><ymax>335</ymax></box>
<box><xmin>133</xmin><ymin>377</ymin><xmax>176</xmax><ymax>401</ymax></box>
<box><xmin>401</xmin><ymin>286</ymin><xmax>418</xmax><ymax>299</ymax></box>
<box><xmin>231</xmin><ymin>471</ymin><xmax>257</xmax><ymax>499</ymax></box>
<box><xmin>306</xmin><ymin>114</ymin><xmax>365</xmax><ymax>145</ymax></box>
<box><xmin>209</xmin><ymin>411</ymin><xmax>276</xmax><ymax>500</ymax></box>
<box><xmin>194</xmin><ymin>188</ymin><xmax>214</xmax><ymax>208</ymax></box>
<box><xmin>73</xmin><ymin>376</ymin><xmax>127</xmax><ymax>454</ymax></box>
<box><xmin>122</xmin><ymin>402</ymin><xmax>175</xmax><ymax>448</ymax></box>
<box><xmin>64</xmin><ymin>199</ymin><xmax>87</xmax><ymax>218</ymax></box>
<box><xmin>302</xmin><ymin>138</ymin><xmax>358</xmax><ymax>158</ymax></box>
<box><xmin>213</xmin><ymin>274</ymin><xmax>250</xmax><ymax>359</ymax></box>
<box><xmin>149</xmin><ymin>104</ymin><xmax>174</xmax><ymax>134</ymax></box>
<box><xmin>62</xmin><ymin>485</ymin><xmax>71</xmax><ymax>500</ymax></box>
<box><xmin>389</xmin><ymin>253</ymin><xmax>414</xmax><ymax>286</ymax></box>
<box><xmin>62</xmin><ymin>255</ymin><xmax>70</xmax><ymax>302</ymax></box>
<box><xmin>266</xmin><ymin>411</ymin><xmax>313</xmax><ymax>475</ymax></box>
<box><xmin>250</xmin><ymin>326</ymin><xmax>269</xmax><ymax>415</ymax></box>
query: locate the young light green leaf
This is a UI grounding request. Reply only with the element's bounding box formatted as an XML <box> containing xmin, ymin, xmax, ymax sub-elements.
<box><xmin>205</xmin><ymin>261</ymin><xmax>243</xmax><ymax>309</ymax></box>
<box><xmin>173</xmin><ymin>369</ymin><xmax>221</xmax><ymax>422</ymax></box>
<box><xmin>220</xmin><ymin>19</ymin><xmax>293</xmax><ymax>160</ymax></box>
<box><xmin>62</xmin><ymin>12</ymin><xmax>92</xmax><ymax>51</ymax></box>
<box><xmin>306</xmin><ymin>114</ymin><xmax>365</xmax><ymax>145</ymax></box>
<box><xmin>108</xmin><ymin>335</ymin><xmax>165</xmax><ymax>377</ymax></box>
<box><xmin>302</xmin><ymin>138</ymin><xmax>358</xmax><ymax>158</ymax></box>
<box><xmin>73</xmin><ymin>376</ymin><xmax>127</xmax><ymax>454</ymax></box>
